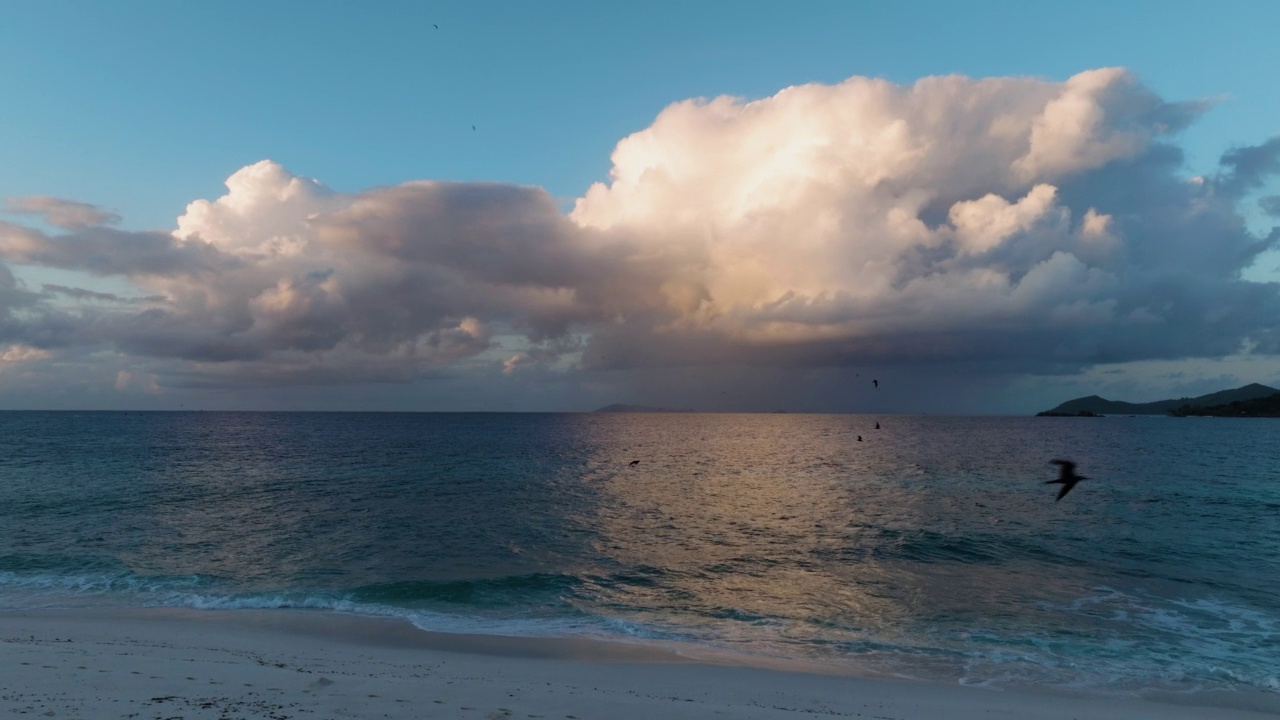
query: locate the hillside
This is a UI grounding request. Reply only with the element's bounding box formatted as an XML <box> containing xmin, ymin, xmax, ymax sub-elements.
<box><xmin>1036</xmin><ymin>383</ymin><xmax>1279</xmax><ymax>416</ymax></box>
<box><xmin>1169</xmin><ymin>393</ymin><xmax>1280</xmax><ymax>417</ymax></box>
<box><xmin>594</xmin><ymin>404</ymin><xmax>695</xmax><ymax>413</ymax></box>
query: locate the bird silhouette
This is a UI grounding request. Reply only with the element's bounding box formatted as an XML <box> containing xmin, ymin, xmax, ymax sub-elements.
<box><xmin>471</xmin><ymin>125</ymin><xmax>476</xmax><ymax>131</ymax></box>
<box><xmin>433</xmin><ymin>24</ymin><xmax>439</xmax><ymax>29</ymax></box>
<box><xmin>629</xmin><ymin>460</ymin><xmax>640</xmax><ymax>466</ymax></box>
<box><xmin>874</xmin><ymin>421</ymin><xmax>880</xmax><ymax>430</ymax></box>
<box><xmin>1046</xmin><ymin>459</ymin><xmax>1087</xmax><ymax>501</ymax></box>
<box><xmin>873</xmin><ymin>379</ymin><xmax>879</xmax><ymax>389</ymax></box>
<box><xmin>856</xmin><ymin>435</ymin><xmax>863</xmax><ymax>442</ymax></box>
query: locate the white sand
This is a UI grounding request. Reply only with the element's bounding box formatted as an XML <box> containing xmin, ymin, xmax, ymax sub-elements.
<box><xmin>1</xmin><ymin>609</ymin><xmax>1276</xmax><ymax>719</ymax></box>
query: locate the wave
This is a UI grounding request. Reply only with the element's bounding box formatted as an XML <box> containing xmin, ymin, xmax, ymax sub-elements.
<box><xmin>2</xmin><ymin>565</ymin><xmax>1277</xmax><ymax>696</ymax></box>
<box><xmin>351</xmin><ymin>573</ymin><xmax>582</xmax><ymax>606</ymax></box>
<box><xmin>0</xmin><ymin>565</ymin><xmax>653</xmax><ymax>642</ymax></box>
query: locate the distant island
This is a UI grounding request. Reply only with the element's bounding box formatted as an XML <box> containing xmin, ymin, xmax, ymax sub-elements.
<box><xmin>1168</xmin><ymin>393</ymin><xmax>1280</xmax><ymax>417</ymax></box>
<box><xmin>1037</xmin><ymin>383</ymin><xmax>1280</xmax><ymax>417</ymax></box>
<box><xmin>594</xmin><ymin>404</ymin><xmax>696</xmax><ymax>413</ymax></box>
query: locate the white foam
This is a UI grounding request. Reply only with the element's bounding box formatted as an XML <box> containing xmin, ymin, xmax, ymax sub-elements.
<box><xmin>4</xmin><ymin>570</ymin><xmax>1279</xmax><ymax>696</ymax></box>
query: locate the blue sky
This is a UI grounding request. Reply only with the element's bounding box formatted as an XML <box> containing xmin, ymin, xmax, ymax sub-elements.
<box><xmin>0</xmin><ymin>1</ymin><xmax>1277</xmax><ymax>412</ymax></box>
<box><xmin>3</xmin><ymin>1</ymin><xmax>1276</xmax><ymax>229</ymax></box>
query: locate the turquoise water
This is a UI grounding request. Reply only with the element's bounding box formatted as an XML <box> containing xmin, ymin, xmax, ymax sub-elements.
<box><xmin>1</xmin><ymin>411</ymin><xmax>1277</xmax><ymax>695</ymax></box>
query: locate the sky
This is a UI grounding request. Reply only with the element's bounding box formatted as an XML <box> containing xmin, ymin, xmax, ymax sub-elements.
<box><xmin>0</xmin><ymin>0</ymin><xmax>1278</xmax><ymax>413</ymax></box>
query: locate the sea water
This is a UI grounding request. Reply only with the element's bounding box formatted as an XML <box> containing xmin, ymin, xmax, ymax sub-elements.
<box><xmin>1</xmin><ymin>411</ymin><xmax>1277</xmax><ymax>696</ymax></box>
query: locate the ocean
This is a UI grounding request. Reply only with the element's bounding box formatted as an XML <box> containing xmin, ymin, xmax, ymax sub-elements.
<box><xmin>1</xmin><ymin>411</ymin><xmax>1277</xmax><ymax>696</ymax></box>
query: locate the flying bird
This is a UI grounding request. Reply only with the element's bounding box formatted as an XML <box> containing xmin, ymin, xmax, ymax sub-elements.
<box><xmin>629</xmin><ymin>460</ymin><xmax>640</xmax><ymax>466</ymax></box>
<box><xmin>874</xmin><ymin>421</ymin><xmax>880</xmax><ymax>430</ymax></box>
<box><xmin>1046</xmin><ymin>459</ymin><xmax>1087</xmax><ymax>501</ymax></box>
<box><xmin>873</xmin><ymin>379</ymin><xmax>879</xmax><ymax>389</ymax></box>
<box><xmin>433</xmin><ymin>23</ymin><xmax>439</xmax><ymax>29</ymax></box>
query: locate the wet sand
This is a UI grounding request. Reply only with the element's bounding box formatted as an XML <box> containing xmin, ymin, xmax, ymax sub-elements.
<box><xmin>1</xmin><ymin>609</ymin><xmax>1276</xmax><ymax>719</ymax></box>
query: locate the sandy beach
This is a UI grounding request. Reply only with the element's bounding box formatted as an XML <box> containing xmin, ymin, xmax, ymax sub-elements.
<box><xmin>1</xmin><ymin>609</ymin><xmax>1276</xmax><ymax>720</ymax></box>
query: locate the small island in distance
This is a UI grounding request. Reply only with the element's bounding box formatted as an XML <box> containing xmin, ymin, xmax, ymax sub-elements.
<box><xmin>594</xmin><ymin>403</ymin><xmax>696</xmax><ymax>413</ymax></box>
<box><xmin>1037</xmin><ymin>383</ymin><xmax>1280</xmax><ymax>417</ymax></box>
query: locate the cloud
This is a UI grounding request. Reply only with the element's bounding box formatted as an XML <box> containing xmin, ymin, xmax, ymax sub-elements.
<box><xmin>501</xmin><ymin>343</ymin><xmax>571</xmax><ymax>374</ymax></box>
<box><xmin>502</xmin><ymin>354</ymin><xmax>532</xmax><ymax>375</ymax></box>
<box><xmin>0</xmin><ymin>221</ymin><xmax>231</xmax><ymax>277</ymax></box>
<box><xmin>42</xmin><ymin>284</ymin><xmax>166</xmax><ymax>304</ymax></box>
<box><xmin>114</xmin><ymin>370</ymin><xmax>160</xmax><ymax>393</ymax></box>
<box><xmin>1218</xmin><ymin>137</ymin><xmax>1280</xmax><ymax>197</ymax></box>
<box><xmin>0</xmin><ymin>162</ymin><xmax>636</xmax><ymax>382</ymax></box>
<box><xmin>0</xmin><ymin>69</ymin><xmax>1276</xmax><ymax>406</ymax></box>
<box><xmin>0</xmin><ymin>344</ymin><xmax>50</xmax><ymax>364</ymax></box>
<box><xmin>3</xmin><ymin>196</ymin><xmax>121</xmax><ymax>229</ymax></box>
<box><xmin>570</xmin><ymin>68</ymin><xmax>1279</xmax><ymax>372</ymax></box>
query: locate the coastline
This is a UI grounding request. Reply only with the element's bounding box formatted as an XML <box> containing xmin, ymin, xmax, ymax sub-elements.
<box><xmin>2</xmin><ymin>608</ymin><xmax>1277</xmax><ymax>719</ymax></box>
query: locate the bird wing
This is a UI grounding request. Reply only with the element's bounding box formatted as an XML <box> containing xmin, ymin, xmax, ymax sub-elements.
<box><xmin>1050</xmin><ymin>459</ymin><xmax>1076</xmax><ymax>479</ymax></box>
<box><xmin>1055</xmin><ymin>482</ymin><xmax>1075</xmax><ymax>501</ymax></box>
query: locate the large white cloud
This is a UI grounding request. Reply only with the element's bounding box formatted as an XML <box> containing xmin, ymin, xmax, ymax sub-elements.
<box><xmin>566</xmin><ymin>69</ymin><xmax>1277</xmax><ymax>372</ymax></box>
<box><xmin>0</xmin><ymin>68</ymin><xmax>1276</xmax><ymax>400</ymax></box>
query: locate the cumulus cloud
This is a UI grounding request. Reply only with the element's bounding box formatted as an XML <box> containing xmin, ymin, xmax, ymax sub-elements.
<box><xmin>0</xmin><ymin>68</ymin><xmax>1276</xmax><ymax>404</ymax></box>
<box><xmin>570</xmin><ymin>68</ymin><xmax>1279</xmax><ymax>371</ymax></box>
<box><xmin>3</xmin><ymin>196</ymin><xmax>121</xmax><ymax>229</ymax></box>
<box><xmin>0</xmin><ymin>162</ymin><xmax>643</xmax><ymax>382</ymax></box>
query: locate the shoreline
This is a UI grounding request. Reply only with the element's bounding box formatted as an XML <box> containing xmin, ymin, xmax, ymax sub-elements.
<box><xmin>2</xmin><ymin>608</ymin><xmax>1277</xmax><ymax>719</ymax></box>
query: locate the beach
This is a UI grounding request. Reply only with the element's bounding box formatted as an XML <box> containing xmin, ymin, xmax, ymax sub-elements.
<box><xmin>3</xmin><ymin>609</ymin><xmax>1276</xmax><ymax>720</ymax></box>
<box><xmin>4</xmin><ymin>413</ymin><xmax>1280</xmax><ymax>712</ymax></box>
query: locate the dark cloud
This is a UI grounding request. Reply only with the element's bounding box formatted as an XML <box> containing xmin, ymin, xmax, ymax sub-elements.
<box><xmin>1217</xmin><ymin>137</ymin><xmax>1280</xmax><ymax>197</ymax></box>
<box><xmin>159</xmin><ymin>360</ymin><xmax>447</xmax><ymax>389</ymax></box>
<box><xmin>0</xmin><ymin>222</ymin><xmax>232</xmax><ymax>277</ymax></box>
<box><xmin>41</xmin><ymin>284</ymin><xmax>165</xmax><ymax>304</ymax></box>
<box><xmin>0</xmin><ymin>264</ymin><xmax>41</xmax><ymax>312</ymax></box>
